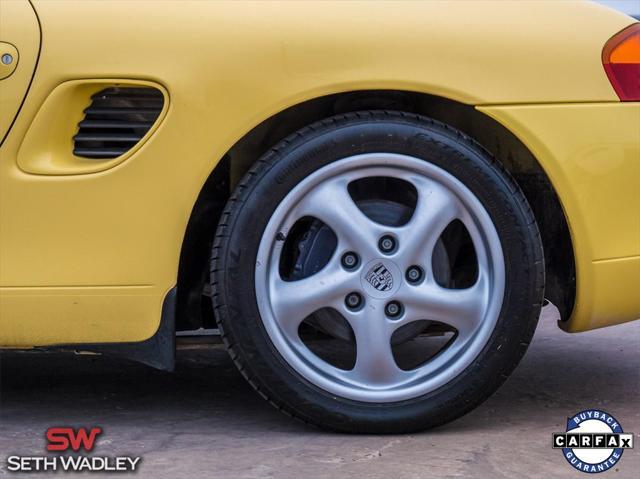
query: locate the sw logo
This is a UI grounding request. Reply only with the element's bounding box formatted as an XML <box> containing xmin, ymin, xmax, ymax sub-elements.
<box><xmin>553</xmin><ymin>409</ymin><xmax>634</xmax><ymax>474</ymax></box>
<box><xmin>46</xmin><ymin>426</ymin><xmax>102</xmax><ymax>452</ymax></box>
<box><xmin>5</xmin><ymin>426</ymin><xmax>142</xmax><ymax>473</ymax></box>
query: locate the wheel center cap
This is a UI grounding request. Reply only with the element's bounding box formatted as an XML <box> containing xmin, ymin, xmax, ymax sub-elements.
<box><xmin>360</xmin><ymin>259</ymin><xmax>402</xmax><ymax>299</ymax></box>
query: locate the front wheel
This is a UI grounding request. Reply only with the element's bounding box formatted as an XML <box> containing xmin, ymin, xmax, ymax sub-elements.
<box><xmin>212</xmin><ymin>111</ymin><xmax>544</xmax><ymax>433</ymax></box>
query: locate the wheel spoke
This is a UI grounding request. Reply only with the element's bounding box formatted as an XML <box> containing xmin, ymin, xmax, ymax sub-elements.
<box><xmin>397</xmin><ymin>274</ymin><xmax>488</xmax><ymax>340</ymax></box>
<box><xmin>294</xmin><ymin>177</ymin><xmax>382</xmax><ymax>255</ymax></box>
<box><xmin>269</xmin><ymin>264</ymin><xmax>355</xmax><ymax>336</ymax></box>
<box><xmin>346</xmin><ymin>306</ymin><xmax>407</xmax><ymax>386</ymax></box>
<box><xmin>255</xmin><ymin>153</ymin><xmax>505</xmax><ymax>402</ymax></box>
<box><xmin>398</xmin><ymin>177</ymin><xmax>461</xmax><ymax>266</ymax></box>
<box><xmin>459</xmin><ymin>210</ymin><xmax>492</xmax><ymax>280</ymax></box>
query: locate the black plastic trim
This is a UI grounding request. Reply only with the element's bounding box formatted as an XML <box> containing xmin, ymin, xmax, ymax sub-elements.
<box><xmin>73</xmin><ymin>86</ymin><xmax>164</xmax><ymax>159</ymax></box>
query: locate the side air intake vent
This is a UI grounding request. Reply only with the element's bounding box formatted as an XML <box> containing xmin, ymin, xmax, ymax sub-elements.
<box><xmin>73</xmin><ymin>87</ymin><xmax>164</xmax><ymax>159</ymax></box>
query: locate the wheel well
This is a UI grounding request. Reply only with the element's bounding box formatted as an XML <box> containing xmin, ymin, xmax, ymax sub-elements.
<box><xmin>176</xmin><ymin>90</ymin><xmax>575</xmax><ymax>331</ymax></box>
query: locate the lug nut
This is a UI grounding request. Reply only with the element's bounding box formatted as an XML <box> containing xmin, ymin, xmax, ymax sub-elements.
<box><xmin>378</xmin><ymin>235</ymin><xmax>397</xmax><ymax>254</ymax></box>
<box><xmin>385</xmin><ymin>301</ymin><xmax>403</xmax><ymax>318</ymax></box>
<box><xmin>345</xmin><ymin>292</ymin><xmax>364</xmax><ymax>310</ymax></box>
<box><xmin>341</xmin><ymin>251</ymin><xmax>359</xmax><ymax>270</ymax></box>
<box><xmin>406</xmin><ymin>265</ymin><xmax>424</xmax><ymax>284</ymax></box>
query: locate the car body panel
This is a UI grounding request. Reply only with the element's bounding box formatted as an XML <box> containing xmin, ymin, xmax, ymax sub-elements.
<box><xmin>16</xmin><ymin>79</ymin><xmax>170</xmax><ymax>175</ymax></box>
<box><xmin>0</xmin><ymin>0</ymin><xmax>637</xmax><ymax>346</ymax></box>
<box><xmin>480</xmin><ymin>103</ymin><xmax>640</xmax><ymax>332</ymax></box>
<box><xmin>0</xmin><ymin>0</ymin><xmax>40</xmax><ymax>143</ymax></box>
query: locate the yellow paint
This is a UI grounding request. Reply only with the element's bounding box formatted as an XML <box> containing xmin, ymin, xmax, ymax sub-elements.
<box><xmin>0</xmin><ymin>0</ymin><xmax>39</xmax><ymax>141</ymax></box>
<box><xmin>479</xmin><ymin>104</ymin><xmax>640</xmax><ymax>332</ymax></box>
<box><xmin>0</xmin><ymin>286</ymin><xmax>161</xmax><ymax>347</ymax></box>
<box><xmin>17</xmin><ymin>79</ymin><xmax>169</xmax><ymax>175</ymax></box>
<box><xmin>0</xmin><ymin>0</ymin><xmax>637</xmax><ymax>346</ymax></box>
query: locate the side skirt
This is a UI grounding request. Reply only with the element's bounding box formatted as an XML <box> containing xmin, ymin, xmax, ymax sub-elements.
<box><xmin>39</xmin><ymin>288</ymin><xmax>176</xmax><ymax>371</ymax></box>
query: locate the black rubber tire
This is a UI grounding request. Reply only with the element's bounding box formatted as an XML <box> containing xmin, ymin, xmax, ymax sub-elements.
<box><xmin>211</xmin><ymin>111</ymin><xmax>544</xmax><ymax>433</ymax></box>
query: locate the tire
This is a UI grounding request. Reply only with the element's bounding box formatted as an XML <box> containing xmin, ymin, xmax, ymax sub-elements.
<box><xmin>211</xmin><ymin>111</ymin><xmax>544</xmax><ymax>433</ymax></box>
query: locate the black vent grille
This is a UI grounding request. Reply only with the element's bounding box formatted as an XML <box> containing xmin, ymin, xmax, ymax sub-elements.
<box><xmin>73</xmin><ymin>87</ymin><xmax>164</xmax><ymax>159</ymax></box>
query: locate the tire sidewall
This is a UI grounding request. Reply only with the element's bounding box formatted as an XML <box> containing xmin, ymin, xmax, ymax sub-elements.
<box><xmin>214</xmin><ymin>114</ymin><xmax>542</xmax><ymax>432</ymax></box>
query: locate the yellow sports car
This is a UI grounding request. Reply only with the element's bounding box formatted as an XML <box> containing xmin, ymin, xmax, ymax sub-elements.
<box><xmin>1</xmin><ymin>0</ymin><xmax>638</xmax><ymax>433</ymax></box>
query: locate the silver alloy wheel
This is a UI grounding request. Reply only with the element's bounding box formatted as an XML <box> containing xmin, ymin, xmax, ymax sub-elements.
<box><xmin>255</xmin><ymin>153</ymin><xmax>505</xmax><ymax>402</ymax></box>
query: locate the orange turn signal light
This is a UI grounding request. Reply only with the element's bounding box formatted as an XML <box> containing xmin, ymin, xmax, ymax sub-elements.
<box><xmin>603</xmin><ymin>23</ymin><xmax>640</xmax><ymax>101</ymax></box>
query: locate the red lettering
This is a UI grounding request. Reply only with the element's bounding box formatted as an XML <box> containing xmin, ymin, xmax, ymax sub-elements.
<box><xmin>46</xmin><ymin>427</ymin><xmax>102</xmax><ymax>452</ymax></box>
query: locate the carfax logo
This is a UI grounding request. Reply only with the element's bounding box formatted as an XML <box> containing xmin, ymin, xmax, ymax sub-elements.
<box><xmin>553</xmin><ymin>409</ymin><xmax>634</xmax><ymax>474</ymax></box>
<box><xmin>5</xmin><ymin>427</ymin><xmax>142</xmax><ymax>473</ymax></box>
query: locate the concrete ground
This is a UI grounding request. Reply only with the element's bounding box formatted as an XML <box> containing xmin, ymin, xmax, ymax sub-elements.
<box><xmin>0</xmin><ymin>307</ymin><xmax>638</xmax><ymax>479</ymax></box>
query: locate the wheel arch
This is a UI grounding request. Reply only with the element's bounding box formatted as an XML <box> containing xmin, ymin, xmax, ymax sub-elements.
<box><xmin>176</xmin><ymin>90</ymin><xmax>575</xmax><ymax>331</ymax></box>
